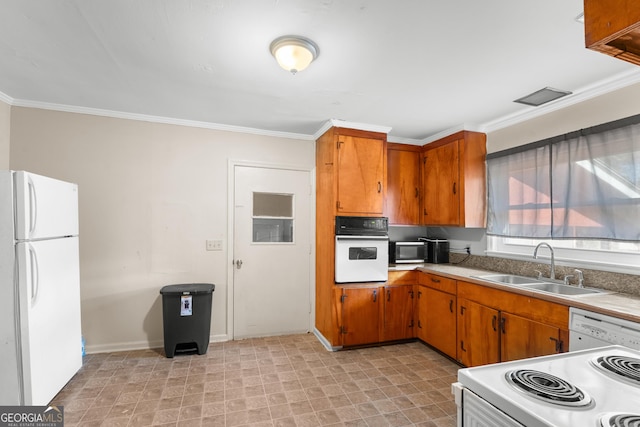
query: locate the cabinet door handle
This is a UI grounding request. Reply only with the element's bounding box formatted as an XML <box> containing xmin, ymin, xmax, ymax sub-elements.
<box><xmin>500</xmin><ymin>317</ymin><xmax>506</xmax><ymax>334</ymax></box>
<box><xmin>418</xmin><ymin>320</ymin><xmax>422</xmax><ymax>329</ymax></box>
<box><xmin>415</xmin><ymin>187</ymin><xmax>419</xmax><ymax>198</ymax></box>
<box><xmin>387</xmin><ymin>290</ymin><xmax>391</xmax><ymax>301</ymax></box>
<box><xmin>492</xmin><ymin>315</ymin><xmax>497</xmax><ymax>331</ymax></box>
<box><xmin>431</xmin><ymin>278</ymin><xmax>440</xmax><ymax>283</ymax></box>
<box><xmin>417</xmin><ymin>291</ymin><xmax>422</xmax><ymax>298</ymax></box>
<box><xmin>460</xmin><ymin>340</ymin><xmax>467</xmax><ymax>352</ymax></box>
<box><xmin>549</xmin><ymin>337</ymin><xmax>563</xmax><ymax>353</ymax></box>
<box><xmin>449</xmin><ymin>300</ymin><xmax>453</xmax><ymax>313</ymax></box>
<box><xmin>372</xmin><ymin>290</ymin><xmax>377</xmax><ymax>302</ymax></box>
<box><xmin>453</xmin><ymin>182</ymin><xmax>457</xmax><ymax>195</ymax></box>
<box><xmin>460</xmin><ymin>306</ymin><xmax>466</xmax><ymax>315</ymax></box>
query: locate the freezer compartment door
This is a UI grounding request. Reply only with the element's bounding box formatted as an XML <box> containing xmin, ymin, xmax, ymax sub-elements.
<box><xmin>14</xmin><ymin>171</ymin><xmax>79</xmax><ymax>240</ymax></box>
<box><xmin>17</xmin><ymin>237</ymin><xmax>82</xmax><ymax>405</ymax></box>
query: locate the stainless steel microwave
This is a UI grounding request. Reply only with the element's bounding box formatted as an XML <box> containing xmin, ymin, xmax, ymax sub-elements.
<box><xmin>388</xmin><ymin>241</ymin><xmax>426</xmax><ymax>264</ymax></box>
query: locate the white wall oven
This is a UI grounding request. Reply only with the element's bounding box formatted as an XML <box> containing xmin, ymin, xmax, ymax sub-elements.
<box><xmin>453</xmin><ymin>345</ymin><xmax>640</xmax><ymax>427</ymax></box>
<box><xmin>334</xmin><ymin>216</ymin><xmax>388</xmax><ymax>283</ymax></box>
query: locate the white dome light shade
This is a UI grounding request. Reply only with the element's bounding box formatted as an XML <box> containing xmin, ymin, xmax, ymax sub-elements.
<box><xmin>270</xmin><ymin>36</ymin><xmax>319</xmax><ymax>74</ymax></box>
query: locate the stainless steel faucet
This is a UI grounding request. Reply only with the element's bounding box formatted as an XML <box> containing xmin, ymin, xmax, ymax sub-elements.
<box><xmin>533</xmin><ymin>242</ymin><xmax>555</xmax><ymax>280</ymax></box>
<box><xmin>574</xmin><ymin>269</ymin><xmax>584</xmax><ymax>288</ymax></box>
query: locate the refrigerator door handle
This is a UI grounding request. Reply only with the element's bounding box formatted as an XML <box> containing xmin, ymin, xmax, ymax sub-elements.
<box><xmin>28</xmin><ymin>176</ymin><xmax>38</xmax><ymax>236</ymax></box>
<box><xmin>28</xmin><ymin>244</ymin><xmax>39</xmax><ymax>306</ymax></box>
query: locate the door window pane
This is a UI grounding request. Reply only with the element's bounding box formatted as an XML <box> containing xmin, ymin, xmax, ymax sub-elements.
<box><xmin>252</xmin><ymin>192</ymin><xmax>294</xmax><ymax>243</ymax></box>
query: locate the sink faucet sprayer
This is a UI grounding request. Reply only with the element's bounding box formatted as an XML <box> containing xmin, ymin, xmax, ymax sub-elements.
<box><xmin>533</xmin><ymin>242</ymin><xmax>555</xmax><ymax>280</ymax></box>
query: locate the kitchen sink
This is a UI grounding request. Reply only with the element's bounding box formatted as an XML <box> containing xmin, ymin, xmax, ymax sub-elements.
<box><xmin>519</xmin><ymin>282</ymin><xmax>606</xmax><ymax>296</ymax></box>
<box><xmin>472</xmin><ymin>274</ymin><xmax>544</xmax><ymax>285</ymax></box>
<box><xmin>473</xmin><ymin>273</ymin><xmax>610</xmax><ymax>296</ymax></box>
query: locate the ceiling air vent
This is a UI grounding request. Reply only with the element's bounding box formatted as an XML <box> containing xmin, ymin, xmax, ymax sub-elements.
<box><xmin>514</xmin><ymin>87</ymin><xmax>572</xmax><ymax>107</ymax></box>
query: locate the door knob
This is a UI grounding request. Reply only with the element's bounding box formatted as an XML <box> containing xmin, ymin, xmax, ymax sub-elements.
<box><xmin>235</xmin><ymin>259</ymin><xmax>243</xmax><ymax>269</ymax></box>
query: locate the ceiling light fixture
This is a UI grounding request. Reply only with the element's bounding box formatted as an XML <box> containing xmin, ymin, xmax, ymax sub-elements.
<box><xmin>270</xmin><ymin>35</ymin><xmax>319</xmax><ymax>75</ymax></box>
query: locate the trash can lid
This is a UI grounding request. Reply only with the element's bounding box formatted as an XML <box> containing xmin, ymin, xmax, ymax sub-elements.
<box><xmin>160</xmin><ymin>283</ymin><xmax>215</xmax><ymax>295</ymax></box>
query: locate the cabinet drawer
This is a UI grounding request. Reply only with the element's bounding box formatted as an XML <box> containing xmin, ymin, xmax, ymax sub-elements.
<box><xmin>419</xmin><ymin>272</ymin><xmax>456</xmax><ymax>294</ymax></box>
<box><xmin>388</xmin><ymin>270</ymin><xmax>418</xmax><ymax>285</ymax></box>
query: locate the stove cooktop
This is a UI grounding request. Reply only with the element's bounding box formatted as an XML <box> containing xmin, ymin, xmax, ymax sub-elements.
<box><xmin>457</xmin><ymin>346</ymin><xmax>640</xmax><ymax>427</ymax></box>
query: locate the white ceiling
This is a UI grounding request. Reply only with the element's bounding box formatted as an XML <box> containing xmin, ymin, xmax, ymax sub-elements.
<box><xmin>1</xmin><ymin>0</ymin><xmax>640</xmax><ymax>143</ymax></box>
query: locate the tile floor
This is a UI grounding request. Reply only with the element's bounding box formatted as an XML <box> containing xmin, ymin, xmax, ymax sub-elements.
<box><xmin>51</xmin><ymin>334</ymin><xmax>460</xmax><ymax>426</ymax></box>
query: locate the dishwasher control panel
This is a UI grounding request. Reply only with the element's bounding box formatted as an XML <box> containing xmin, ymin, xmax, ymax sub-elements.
<box><xmin>570</xmin><ymin>307</ymin><xmax>640</xmax><ymax>350</ymax></box>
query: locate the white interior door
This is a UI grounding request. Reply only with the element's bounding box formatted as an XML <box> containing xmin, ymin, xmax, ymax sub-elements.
<box><xmin>233</xmin><ymin>166</ymin><xmax>311</xmax><ymax>339</ymax></box>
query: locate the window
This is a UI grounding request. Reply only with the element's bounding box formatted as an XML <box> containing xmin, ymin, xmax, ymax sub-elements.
<box><xmin>252</xmin><ymin>192</ymin><xmax>294</xmax><ymax>243</ymax></box>
<box><xmin>487</xmin><ymin>114</ymin><xmax>640</xmax><ymax>273</ymax></box>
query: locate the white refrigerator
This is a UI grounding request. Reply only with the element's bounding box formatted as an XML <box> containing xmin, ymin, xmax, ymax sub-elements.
<box><xmin>0</xmin><ymin>171</ymin><xmax>82</xmax><ymax>405</ymax></box>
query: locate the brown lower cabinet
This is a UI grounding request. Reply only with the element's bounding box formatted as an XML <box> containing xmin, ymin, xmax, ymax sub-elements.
<box><xmin>338</xmin><ymin>287</ymin><xmax>381</xmax><ymax>347</ymax></box>
<box><xmin>457</xmin><ymin>280</ymin><xmax>569</xmax><ymax>367</ymax></box>
<box><xmin>500</xmin><ymin>312</ymin><xmax>563</xmax><ymax>362</ymax></box>
<box><xmin>457</xmin><ymin>298</ymin><xmax>500</xmax><ymax>366</ymax></box>
<box><xmin>336</xmin><ymin>273</ymin><xmax>569</xmax><ymax>363</ymax></box>
<box><xmin>382</xmin><ymin>285</ymin><xmax>415</xmax><ymax>341</ymax></box>
<box><xmin>337</xmin><ymin>283</ymin><xmax>414</xmax><ymax>347</ymax></box>
<box><xmin>417</xmin><ymin>285</ymin><xmax>457</xmax><ymax>359</ymax></box>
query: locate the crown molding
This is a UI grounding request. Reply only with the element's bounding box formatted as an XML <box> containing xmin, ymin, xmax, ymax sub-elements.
<box><xmin>420</xmin><ymin>123</ymin><xmax>484</xmax><ymax>145</ymax></box>
<box><xmin>0</xmin><ymin>90</ymin><xmax>14</xmax><ymax>105</ymax></box>
<box><xmin>313</xmin><ymin>119</ymin><xmax>393</xmax><ymax>140</ymax></box>
<box><xmin>5</xmin><ymin>67</ymin><xmax>640</xmax><ymax>143</ymax></box>
<box><xmin>387</xmin><ymin>135</ymin><xmax>422</xmax><ymax>145</ymax></box>
<box><xmin>9</xmin><ymin>98</ymin><xmax>315</xmax><ymax>141</ymax></box>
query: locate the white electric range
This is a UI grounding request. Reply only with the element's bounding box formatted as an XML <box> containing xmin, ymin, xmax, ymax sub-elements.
<box><xmin>453</xmin><ymin>345</ymin><xmax>640</xmax><ymax>427</ymax></box>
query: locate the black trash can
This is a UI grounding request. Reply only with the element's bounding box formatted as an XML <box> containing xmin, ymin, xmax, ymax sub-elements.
<box><xmin>160</xmin><ymin>283</ymin><xmax>215</xmax><ymax>358</ymax></box>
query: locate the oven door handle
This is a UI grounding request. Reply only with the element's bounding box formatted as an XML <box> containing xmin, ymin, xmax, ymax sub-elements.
<box><xmin>335</xmin><ymin>235</ymin><xmax>389</xmax><ymax>241</ymax></box>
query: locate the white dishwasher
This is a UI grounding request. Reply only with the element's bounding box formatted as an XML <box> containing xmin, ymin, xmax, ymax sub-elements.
<box><xmin>569</xmin><ymin>307</ymin><xmax>640</xmax><ymax>351</ymax></box>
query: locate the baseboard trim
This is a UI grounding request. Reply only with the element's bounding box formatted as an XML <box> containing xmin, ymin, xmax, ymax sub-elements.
<box><xmin>313</xmin><ymin>328</ymin><xmax>341</xmax><ymax>352</ymax></box>
<box><xmin>85</xmin><ymin>334</ymin><xmax>230</xmax><ymax>354</ymax></box>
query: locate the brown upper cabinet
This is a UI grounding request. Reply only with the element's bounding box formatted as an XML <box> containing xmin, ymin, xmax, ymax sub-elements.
<box><xmin>584</xmin><ymin>0</ymin><xmax>640</xmax><ymax>66</ymax></box>
<box><xmin>317</xmin><ymin>127</ymin><xmax>387</xmax><ymax>216</ymax></box>
<box><xmin>421</xmin><ymin>131</ymin><xmax>486</xmax><ymax>227</ymax></box>
<box><xmin>386</xmin><ymin>143</ymin><xmax>421</xmax><ymax>225</ymax></box>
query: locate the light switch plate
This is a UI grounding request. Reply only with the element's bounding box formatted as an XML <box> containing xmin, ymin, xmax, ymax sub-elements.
<box><xmin>206</xmin><ymin>240</ymin><xmax>223</xmax><ymax>251</ymax></box>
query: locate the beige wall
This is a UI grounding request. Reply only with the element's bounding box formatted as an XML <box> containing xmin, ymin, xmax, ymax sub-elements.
<box><xmin>487</xmin><ymin>81</ymin><xmax>640</xmax><ymax>153</ymax></box>
<box><xmin>9</xmin><ymin>107</ymin><xmax>314</xmax><ymax>353</ymax></box>
<box><xmin>0</xmin><ymin>100</ymin><xmax>9</xmax><ymax>169</ymax></box>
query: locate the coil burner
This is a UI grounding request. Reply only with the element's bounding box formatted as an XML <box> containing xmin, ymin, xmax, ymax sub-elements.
<box><xmin>591</xmin><ymin>355</ymin><xmax>640</xmax><ymax>386</ymax></box>
<box><xmin>599</xmin><ymin>413</ymin><xmax>640</xmax><ymax>427</ymax></box>
<box><xmin>505</xmin><ymin>369</ymin><xmax>593</xmax><ymax>407</ymax></box>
